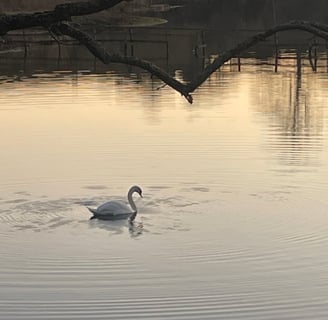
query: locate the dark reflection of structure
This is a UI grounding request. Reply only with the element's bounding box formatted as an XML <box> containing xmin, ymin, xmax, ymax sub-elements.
<box><xmin>292</xmin><ymin>50</ymin><xmax>303</xmax><ymax>134</ymax></box>
<box><xmin>2</xmin><ymin>26</ymin><xmax>328</xmax><ymax>83</ymax></box>
<box><xmin>0</xmin><ymin>27</ymin><xmax>208</xmax><ymax>81</ymax></box>
<box><xmin>251</xmin><ymin>53</ymin><xmax>324</xmax><ymax>168</ymax></box>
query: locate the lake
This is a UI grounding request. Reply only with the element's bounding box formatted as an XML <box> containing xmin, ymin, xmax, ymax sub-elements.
<box><xmin>1</xmin><ymin>52</ymin><xmax>328</xmax><ymax>319</ymax></box>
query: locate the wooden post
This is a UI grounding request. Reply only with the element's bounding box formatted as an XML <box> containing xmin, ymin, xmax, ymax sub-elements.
<box><xmin>22</xmin><ymin>29</ymin><xmax>28</xmax><ymax>58</ymax></box>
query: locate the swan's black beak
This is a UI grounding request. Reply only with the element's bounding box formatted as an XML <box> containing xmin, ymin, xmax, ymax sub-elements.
<box><xmin>140</xmin><ymin>192</ymin><xmax>143</xmax><ymax>198</ymax></box>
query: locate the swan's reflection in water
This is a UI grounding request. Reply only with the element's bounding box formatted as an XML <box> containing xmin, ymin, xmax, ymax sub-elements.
<box><xmin>89</xmin><ymin>218</ymin><xmax>144</xmax><ymax>238</ymax></box>
<box><xmin>128</xmin><ymin>221</ymin><xmax>144</xmax><ymax>238</ymax></box>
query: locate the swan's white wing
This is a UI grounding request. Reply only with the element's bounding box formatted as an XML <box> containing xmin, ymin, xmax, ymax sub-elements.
<box><xmin>97</xmin><ymin>200</ymin><xmax>134</xmax><ymax>215</ymax></box>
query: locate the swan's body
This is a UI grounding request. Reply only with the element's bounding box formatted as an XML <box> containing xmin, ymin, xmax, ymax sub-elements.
<box><xmin>87</xmin><ymin>185</ymin><xmax>142</xmax><ymax>221</ymax></box>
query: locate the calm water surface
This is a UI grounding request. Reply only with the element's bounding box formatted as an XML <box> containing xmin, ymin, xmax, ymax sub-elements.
<box><xmin>1</xmin><ymin>64</ymin><xmax>328</xmax><ymax>319</ymax></box>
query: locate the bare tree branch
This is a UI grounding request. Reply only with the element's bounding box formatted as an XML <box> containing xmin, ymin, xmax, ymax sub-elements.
<box><xmin>55</xmin><ymin>21</ymin><xmax>193</xmax><ymax>102</ymax></box>
<box><xmin>186</xmin><ymin>20</ymin><xmax>328</xmax><ymax>93</ymax></box>
<box><xmin>1</xmin><ymin>0</ymin><xmax>328</xmax><ymax>104</ymax></box>
<box><xmin>56</xmin><ymin>20</ymin><xmax>328</xmax><ymax>103</ymax></box>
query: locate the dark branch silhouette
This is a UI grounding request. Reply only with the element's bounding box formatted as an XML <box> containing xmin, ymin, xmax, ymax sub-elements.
<box><xmin>1</xmin><ymin>1</ymin><xmax>328</xmax><ymax>103</ymax></box>
<box><xmin>57</xmin><ymin>20</ymin><xmax>328</xmax><ymax>103</ymax></box>
<box><xmin>55</xmin><ymin>21</ymin><xmax>193</xmax><ymax>103</ymax></box>
<box><xmin>186</xmin><ymin>20</ymin><xmax>328</xmax><ymax>93</ymax></box>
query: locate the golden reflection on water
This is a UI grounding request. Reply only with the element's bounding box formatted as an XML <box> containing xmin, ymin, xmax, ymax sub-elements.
<box><xmin>0</xmin><ymin>69</ymin><xmax>328</xmax><ymax>198</ymax></box>
<box><xmin>250</xmin><ymin>71</ymin><xmax>326</xmax><ymax>169</ymax></box>
<box><xmin>1</xmin><ymin>67</ymin><xmax>328</xmax><ymax>319</ymax></box>
<box><xmin>0</xmin><ymin>74</ymin><xmax>239</xmax><ymax>188</ymax></box>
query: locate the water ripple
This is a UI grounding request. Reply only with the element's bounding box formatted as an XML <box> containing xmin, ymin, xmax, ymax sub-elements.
<box><xmin>0</xmin><ymin>295</ymin><xmax>328</xmax><ymax>319</ymax></box>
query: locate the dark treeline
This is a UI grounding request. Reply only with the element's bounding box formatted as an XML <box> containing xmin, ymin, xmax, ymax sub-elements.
<box><xmin>154</xmin><ymin>0</ymin><xmax>328</xmax><ymax>29</ymax></box>
<box><xmin>0</xmin><ymin>0</ymin><xmax>148</xmax><ymax>12</ymax></box>
<box><xmin>0</xmin><ymin>0</ymin><xmax>71</xmax><ymax>12</ymax></box>
<box><xmin>2</xmin><ymin>1</ymin><xmax>328</xmax><ymax>28</ymax></box>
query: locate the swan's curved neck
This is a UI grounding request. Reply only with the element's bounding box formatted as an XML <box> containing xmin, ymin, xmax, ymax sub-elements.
<box><xmin>128</xmin><ymin>190</ymin><xmax>137</xmax><ymax>213</ymax></box>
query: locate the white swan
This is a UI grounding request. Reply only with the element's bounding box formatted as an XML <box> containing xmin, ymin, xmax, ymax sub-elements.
<box><xmin>87</xmin><ymin>185</ymin><xmax>143</xmax><ymax>222</ymax></box>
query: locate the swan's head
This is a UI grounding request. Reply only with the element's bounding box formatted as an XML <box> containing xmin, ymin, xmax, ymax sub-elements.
<box><xmin>130</xmin><ymin>185</ymin><xmax>143</xmax><ymax>198</ymax></box>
